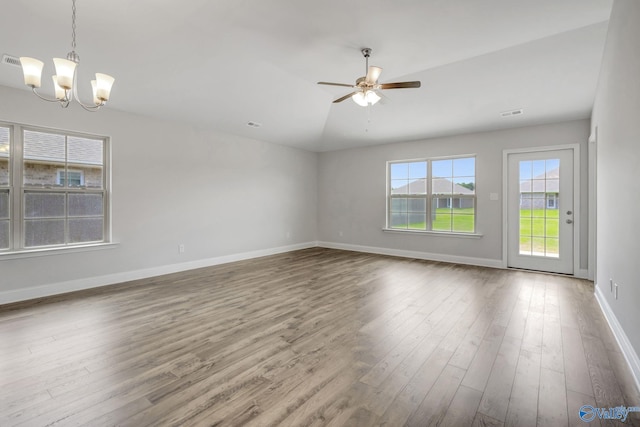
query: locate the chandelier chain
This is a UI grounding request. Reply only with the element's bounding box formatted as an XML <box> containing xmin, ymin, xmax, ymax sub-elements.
<box><xmin>71</xmin><ymin>0</ymin><xmax>77</xmax><ymax>51</ymax></box>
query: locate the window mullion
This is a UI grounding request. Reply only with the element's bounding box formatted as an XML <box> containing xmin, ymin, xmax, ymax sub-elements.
<box><xmin>426</xmin><ymin>160</ymin><xmax>433</xmax><ymax>231</ymax></box>
<box><xmin>13</xmin><ymin>126</ymin><xmax>24</xmax><ymax>250</ymax></box>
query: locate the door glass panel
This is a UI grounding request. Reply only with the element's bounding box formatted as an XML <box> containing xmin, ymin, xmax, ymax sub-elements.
<box><xmin>519</xmin><ymin>159</ymin><xmax>560</xmax><ymax>258</ymax></box>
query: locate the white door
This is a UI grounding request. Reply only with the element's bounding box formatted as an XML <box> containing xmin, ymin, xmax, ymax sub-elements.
<box><xmin>507</xmin><ymin>149</ymin><xmax>574</xmax><ymax>274</ymax></box>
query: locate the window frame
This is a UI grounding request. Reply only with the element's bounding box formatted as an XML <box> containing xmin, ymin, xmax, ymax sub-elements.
<box><xmin>386</xmin><ymin>155</ymin><xmax>477</xmax><ymax>235</ymax></box>
<box><xmin>0</xmin><ymin>121</ymin><xmax>111</xmax><ymax>254</ymax></box>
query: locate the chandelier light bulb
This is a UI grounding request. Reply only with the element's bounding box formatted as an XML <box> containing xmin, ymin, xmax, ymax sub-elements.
<box><xmin>52</xmin><ymin>76</ymin><xmax>66</xmax><ymax>100</ymax></box>
<box><xmin>95</xmin><ymin>73</ymin><xmax>115</xmax><ymax>101</ymax></box>
<box><xmin>19</xmin><ymin>57</ymin><xmax>44</xmax><ymax>88</ymax></box>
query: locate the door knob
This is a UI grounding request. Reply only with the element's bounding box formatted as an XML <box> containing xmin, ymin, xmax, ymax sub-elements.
<box><xmin>566</xmin><ymin>210</ymin><xmax>573</xmax><ymax>215</ymax></box>
<box><xmin>566</xmin><ymin>219</ymin><xmax>573</xmax><ymax>224</ymax></box>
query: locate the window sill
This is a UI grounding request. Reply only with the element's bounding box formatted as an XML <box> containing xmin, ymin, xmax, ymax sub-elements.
<box><xmin>0</xmin><ymin>242</ymin><xmax>119</xmax><ymax>261</ymax></box>
<box><xmin>382</xmin><ymin>228</ymin><xmax>483</xmax><ymax>239</ymax></box>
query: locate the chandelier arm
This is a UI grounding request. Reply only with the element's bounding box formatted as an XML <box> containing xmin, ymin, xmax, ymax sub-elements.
<box><xmin>31</xmin><ymin>87</ymin><xmax>65</xmax><ymax>103</ymax></box>
<box><xmin>70</xmin><ymin>73</ymin><xmax>103</xmax><ymax>111</ymax></box>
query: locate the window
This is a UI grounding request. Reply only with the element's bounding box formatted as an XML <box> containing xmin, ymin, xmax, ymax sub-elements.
<box><xmin>0</xmin><ymin>123</ymin><xmax>109</xmax><ymax>252</ymax></box>
<box><xmin>57</xmin><ymin>170</ymin><xmax>85</xmax><ymax>187</ymax></box>
<box><xmin>388</xmin><ymin>156</ymin><xmax>475</xmax><ymax>233</ymax></box>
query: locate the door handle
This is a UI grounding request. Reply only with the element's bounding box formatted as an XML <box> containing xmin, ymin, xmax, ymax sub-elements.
<box><xmin>566</xmin><ymin>219</ymin><xmax>573</xmax><ymax>224</ymax></box>
<box><xmin>566</xmin><ymin>210</ymin><xmax>573</xmax><ymax>215</ymax></box>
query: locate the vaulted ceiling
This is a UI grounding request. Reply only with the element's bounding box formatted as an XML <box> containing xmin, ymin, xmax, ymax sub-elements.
<box><xmin>0</xmin><ymin>0</ymin><xmax>612</xmax><ymax>151</ymax></box>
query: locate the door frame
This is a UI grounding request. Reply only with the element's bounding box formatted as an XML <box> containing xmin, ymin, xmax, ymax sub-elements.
<box><xmin>502</xmin><ymin>144</ymin><xmax>581</xmax><ymax>275</ymax></box>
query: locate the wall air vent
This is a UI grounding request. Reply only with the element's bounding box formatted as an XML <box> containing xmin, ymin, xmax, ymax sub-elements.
<box><xmin>500</xmin><ymin>109</ymin><xmax>524</xmax><ymax>117</ymax></box>
<box><xmin>2</xmin><ymin>54</ymin><xmax>21</xmax><ymax>68</ymax></box>
<box><xmin>247</xmin><ymin>121</ymin><xmax>262</xmax><ymax>128</ymax></box>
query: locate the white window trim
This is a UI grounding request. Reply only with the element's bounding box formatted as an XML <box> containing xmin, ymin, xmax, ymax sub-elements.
<box><xmin>0</xmin><ymin>121</ymin><xmax>111</xmax><ymax>254</ymax></box>
<box><xmin>386</xmin><ymin>155</ymin><xmax>478</xmax><ymax>235</ymax></box>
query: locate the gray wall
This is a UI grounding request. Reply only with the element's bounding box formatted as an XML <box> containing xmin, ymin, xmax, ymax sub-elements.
<box><xmin>318</xmin><ymin>120</ymin><xmax>590</xmax><ymax>267</ymax></box>
<box><xmin>591</xmin><ymin>0</ymin><xmax>640</xmax><ymax>359</ymax></box>
<box><xmin>0</xmin><ymin>85</ymin><xmax>317</xmax><ymax>299</ymax></box>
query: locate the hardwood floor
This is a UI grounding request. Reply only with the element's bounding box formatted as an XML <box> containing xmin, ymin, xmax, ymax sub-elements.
<box><xmin>1</xmin><ymin>248</ymin><xmax>638</xmax><ymax>426</ymax></box>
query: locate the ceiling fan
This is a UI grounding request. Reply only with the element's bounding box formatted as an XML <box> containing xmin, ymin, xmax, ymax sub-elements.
<box><xmin>318</xmin><ymin>48</ymin><xmax>421</xmax><ymax>106</ymax></box>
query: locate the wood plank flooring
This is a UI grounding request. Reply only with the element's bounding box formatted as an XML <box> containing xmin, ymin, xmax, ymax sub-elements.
<box><xmin>1</xmin><ymin>247</ymin><xmax>638</xmax><ymax>426</ymax></box>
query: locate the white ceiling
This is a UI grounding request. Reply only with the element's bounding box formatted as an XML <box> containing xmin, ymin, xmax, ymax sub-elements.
<box><xmin>0</xmin><ymin>0</ymin><xmax>612</xmax><ymax>152</ymax></box>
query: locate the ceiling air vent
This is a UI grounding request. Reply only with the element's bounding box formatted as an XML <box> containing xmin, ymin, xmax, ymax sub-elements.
<box><xmin>500</xmin><ymin>109</ymin><xmax>524</xmax><ymax>117</ymax></box>
<box><xmin>2</xmin><ymin>54</ymin><xmax>22</xmax><ymax>68</ymax></box>
<box><xmin>246</xmin><ymin>121</ymin><xmax>262</xmax><ymax>128</ymax></box>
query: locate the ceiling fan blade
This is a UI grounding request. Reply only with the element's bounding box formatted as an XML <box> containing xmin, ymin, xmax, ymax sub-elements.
<box><xmin>333</xmin><ymin>92</ymin><xmax>357</xmax><ymax>103</ymax></box>
<box><xmin>365</xmin><ymin>66</ymin><xmax>382</xmax><ymax>84</ymax></box>
<box><xmin>317</xmin><ymin>82</ymin><xmax>355</xmax><ymax>88</ymax></box>
<box><xmin>379</xmin><ymin>81</ymin><xmax>421</xmax><ymax>90</ymax></box>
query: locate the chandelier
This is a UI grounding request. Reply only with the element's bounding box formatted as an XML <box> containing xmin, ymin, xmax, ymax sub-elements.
<box><xmin>19</xmin><ymin>0</ymin><xmax>115</xmax><ymax>111</ymax></box>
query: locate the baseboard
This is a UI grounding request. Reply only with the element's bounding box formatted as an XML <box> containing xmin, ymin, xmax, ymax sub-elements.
<box><xmin>594</xmin><ymin>284</ymin><xmax>640</xmax><ymax>393</ymax></box>
<box><xmin>0</xmin><ymin>241</ymin><xmax>318</xmax><ymax>305</ymax></box>
<box><xmin>317</xmin><ymin>241</ymin><xmax>504</xmax><ymax>269</ymax></box>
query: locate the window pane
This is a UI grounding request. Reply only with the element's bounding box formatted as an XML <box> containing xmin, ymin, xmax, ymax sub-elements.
<box><xmin>23</xmin><ymin>161</ymin><xmax>65</xmax><ymax>187</ymax></box>
<box><xmin>25</xmin><ymin>193</ymin><xmax>65</xmax><ymax>218</ymax></box>
<box><xmin>531</xmin><ymin>218</ymin><xmax>545</xmax><ymax>236</ymax></box>
<box><xmin>408</xmin><ymin>162</ymin><xmax>426</xmax><ymax>179</ymax></box>
<box><xmin>520</xmin><ymin>161</ymin><xmax>532</xmax><ymax>180</ymax></box>
<box><xmin>69</xmin><ymin>218</ymin><xmax>103</xmax><ymax>243</ymax></box>
<box><xmin>391</xmin><ymin>179</ymin><xmax>409</xmax><ymax>194</ymax></box>
<box><xmin>391</xmin><ymin>198</ymin><xmax>408</xmax><ymax>212</ymax></box>
<box><xmin>532</xmin><ymin>161</ymin><xmax>545</xmax><ymax>178</ymax></box>
<box><xmin>546</xmin><ymin>159</ymin><xmax>559</xmax><ymax>177</ymax></box>
<box><xmin>0</xmin><ymin>126</ymin><xmax>8</xmax><ymax>186</ymax></box>
<box><xmin>25</xmin><ymin>219</ymin><xmax>65</xmax><ymax>247</ymax></box>
<box><xmin>433</xmin><ymin>178</ymin><xmax>453</xmax><ymax>195</ymax></box>
<box><xmin>407</xmin><ymin>179</ymin><xmax>426</xmax><ymax>194</ymax></box>
<box><xmin>68</xmin><ymin>137</ymin><xmax>103</xmax><ymax>189</ymax></box>
<box><xmin>24</xmin><ymin>131</ymin><xmax>66</xmax><ymax>187</ymax></box>
<box><xmin>532</xmin><ymin>237</ymin><xmax>545</xmax><ymax>255</ymax></box>
<box><xmin>68</xmin><ymin>136</ymin><xmax>103</xmax><ymax>165</ymax></box>
<box><xmin>432</xmin><ymin>159</ymin><xmax>452</xmax><ymax>178</ymax></box>
<box><xmin>408</xmin><ymin>198</ymin><xmax>426</xmax><ymax>212</ymax></box>
<box><xmin>453</xmin><ymin>214</ymin><xmax>474</xmax><ymax>232</ymax></box>
<box><xmin>408</xmin><ymin>213</ymin><xmax>426</xmax><ymax>230</ymax></box>
<box><xmin>453</xmin><ymin>157</ymin><xmax>475</xmax><ymax>177</ymax></box>
<box><xmin>432</xmin><ymin>210</ymin><xmax>451</xmax><ymax>231</ymax></box>
<box><xmin>453</xmin><ymin>178</ymin><xmax>475</xmax><ymax>194</ymax></box>
<box><xmin>391</xmin><ymin>212</ymin><xmax>408</xmax><ymax>228</ymax></box>
<box><xmin>72</xmin><ymin>165</ymin><xmax>102</xmax><ymax>188</ymax></box>
<box><xmin>545</xmin><ymin>219</ymin><xmax>559</xmax><ymax>238</ymax></box>
<box><xmin>0</xmin><ymin>190</ymin><xmax>8</xmax><ymax>219</ymax></box>
<box><xmin>390</xmin><ymin>163</ymin><xmax>408</xmax><ymax>180</ymax></box>
<box><xmin>0</xmin><ymin>220</ymin><xmax>8</xmax><ymax>249</ymax></box>
<box><xmin>546</xmin><ymin>238</ymin><xmax>559</xmax><ymax>257</ymax></box>
<box><xmin>434</xmin><ymin>198</ymin><xmax>452</xmax><ymax>211</ymax></box>
<box><xmin>520</xmin><ymin>236</ymin><xmax>532</xmax><ymax>255</ymax></box>
<box><xmin>69</xmin><ymin>194</ymin><xmax>103</xmax><ymax>216</ymax></box>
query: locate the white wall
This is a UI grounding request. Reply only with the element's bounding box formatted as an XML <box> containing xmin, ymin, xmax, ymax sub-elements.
<box><xmin>0</xmin><ymin>85</ymin><xmax>318</xmax><ymax>303</ymax></box>
<box><xmin>590</xmin><ymin>0</ymin><xmax>640</xmax><ymax>379</ymax></box>
<box><xmin>318</xmin><ymin>120</ymin><xmax>590</xmax><ymax>268</ymax></box>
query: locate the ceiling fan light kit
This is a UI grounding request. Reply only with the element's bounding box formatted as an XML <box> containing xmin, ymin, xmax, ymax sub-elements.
<box><xmin>317</xmin><ymin>47</ymin><xmax>420</xmax><ymax>107</ymax></box>
<box><xmin>19</xmin><ymin>0</ymin><xmax>114</xmax><ymax>111</ymax></box>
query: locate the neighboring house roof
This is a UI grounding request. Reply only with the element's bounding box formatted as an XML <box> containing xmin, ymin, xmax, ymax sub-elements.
<box><xmin>520</xmin><ymin>167</ymin><xmax>559</xmax><ymax>193</ymax></box>
<box><xmin>393</xmin><ymin>178</ymin><xmax>474</xmax><ymax>195</ymax></box>
<box><xmin>24</xmin><ymin>131</ymin><xmax>103</xmax><ymax>166</ymax></box>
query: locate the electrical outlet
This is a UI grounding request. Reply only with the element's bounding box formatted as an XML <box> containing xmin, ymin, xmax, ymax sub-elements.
<box><xmin>614</xmin><ymin>282</ymin><xmax>619</xmax><ymax>300</ymax></box>
<box><xmin>338</xmin><ymin>231</ymin><xmax>343</xmax><ymax>237</ymax></box>
<box><xmin>178</xmin><ymin>244</ymin><xmax>185</xmax><ymax>254</ymax></box>
<box><xmin>285</xmin><ymin>231</ymin><xmax>291</xmax><ymax>239</ymax></box>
